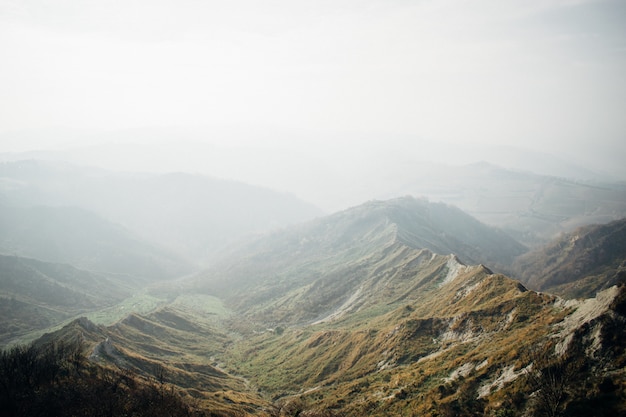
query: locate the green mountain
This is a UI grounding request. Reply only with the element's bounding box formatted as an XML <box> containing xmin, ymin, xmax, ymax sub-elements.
<box><xmin>513</xmin><ymin>217</ymin><xmax>626</xmax><ymax>298</ymax></box>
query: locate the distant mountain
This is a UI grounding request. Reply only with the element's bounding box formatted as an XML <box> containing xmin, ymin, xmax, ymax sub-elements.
<box><xmin>3</xmin><ymin>147</ymin><xmax>625</xmax><ymax>251</ymax></box>
<box><xmin>191</xmin><ymin>197</ymin><xmax>526</xmax><ymax>324</ymax></box>
<box><xmin>0</xmin><ymin>160</ymin><xmax>323</xmax><ymax>263</ymax></box>
<box><xmin>0</xmin><ymin>204</ymin><xmax>193</xmax><ymax>280</ymax></box>
<box><xmin>388</xmin><ymin>161</ymin><xmax>626</xmax><ymax>247</ymax></box>
<box><xmin>513</xmin><ymin>218</ymin><xmax>626</xmax><ymax>298</ymax></box>
<box><xmin>0</xmin><ymin>254</ymin><xmax>132</xmax><ymax>345</ymax></box>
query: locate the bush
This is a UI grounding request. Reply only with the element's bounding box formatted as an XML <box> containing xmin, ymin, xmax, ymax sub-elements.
<box><xmin>0</xmin><ymin>339</ymin><xmax>199</xmax><ymax>417</ymax></box>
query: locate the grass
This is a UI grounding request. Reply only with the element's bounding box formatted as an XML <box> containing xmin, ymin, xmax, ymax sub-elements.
<box><xmin>85</xmin><ymin>293</ymin><xmax>167</xmax><ymax>325</ymax></box>
<box><xmin>169</xmin><ymin>294</ymin><xmax>232</xmax><ymax>319</ymax></box>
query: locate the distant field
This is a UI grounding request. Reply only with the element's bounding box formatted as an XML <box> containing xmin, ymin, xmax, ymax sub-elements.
<box><xmin>170</xmin><ymin>294</ymin><xmax>232</xmax><ymax>318</ymax></box>
<box><xmin>85</xmin><ymin>293</ymin><xmax>167</xmax><ymax>325</ymax></box>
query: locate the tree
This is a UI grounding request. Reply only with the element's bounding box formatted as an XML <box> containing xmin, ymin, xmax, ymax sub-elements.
<box><xmin>523</xmin><ymin>344</ymin><xmax>581</xmax><ymax>417</ymax></box>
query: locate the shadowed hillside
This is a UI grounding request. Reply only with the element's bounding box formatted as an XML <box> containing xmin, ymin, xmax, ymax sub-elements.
<box><xmin>0</xmin><ymin>337</ymin><xmax>207</xmax><ymax>417</ymax></box>
<box><xmin>513</xmin><ymin>218</ymin><xmax>626</xmax><ymax>298</ymax></box>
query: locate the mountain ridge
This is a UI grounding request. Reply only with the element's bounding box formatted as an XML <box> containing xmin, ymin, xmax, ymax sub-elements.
<box><xmin>190</xmin><ymin>197</ymin><xmax>526</xmax><ymax>326</ymax></box>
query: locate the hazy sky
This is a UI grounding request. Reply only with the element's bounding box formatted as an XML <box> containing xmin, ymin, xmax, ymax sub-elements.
<box><xmin>1</xmin><ymin>0</ymin><xmax>625</xmax><ymax>179</ymax></box>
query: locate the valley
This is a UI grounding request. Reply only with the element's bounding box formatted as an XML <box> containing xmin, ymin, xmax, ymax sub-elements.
<box><xmin>3</xmin><ymin>1</ymin><xmax>626</xmax><ymax>414</ymax></box>
<box><xmin>1</xmin><ymin>162</ymin><xmax>625</xmax><ymax>416</ymax></box>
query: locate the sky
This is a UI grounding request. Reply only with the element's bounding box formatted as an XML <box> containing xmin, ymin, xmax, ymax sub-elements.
<box><xmin>1</xmin><ymin>0</ymin><xmax>625</xmax><ymax>192</ymax></box>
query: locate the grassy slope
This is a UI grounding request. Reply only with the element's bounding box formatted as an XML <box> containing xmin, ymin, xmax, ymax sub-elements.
<box><xmin>31</xmin><ymin>295</ymin><xmax>271</xmax><ymax>415</ymax></box>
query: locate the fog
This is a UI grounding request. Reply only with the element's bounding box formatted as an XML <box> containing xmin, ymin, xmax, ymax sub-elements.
<box><xmin>1</xmin><ymin>0</ymin><xmax>626</xmax><ymax>210</ymax></box>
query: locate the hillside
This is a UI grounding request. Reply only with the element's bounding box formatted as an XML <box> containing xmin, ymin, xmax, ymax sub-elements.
<box><xmin>1</xmin><ymin>335</ymin><xmax>209</xmax><ymax>417</ymax></box>
<box><xmin>34</xmin><ymin>263</ymin><xmax>626</xmax><ymax>416</ymax></box>
<box><xmin>513</xmin><ymin>218</ymin><xmax>626</xmax><ymax>298</ymax></box>
<box><xmin>0</xmin><ymin>204</ymin><xmax>194</xmax><ymax>280</ymax></box>
<box><xmin>32</xmin><ymin>303</ymin><xmax>272</xmax><ymax>415</ymax></box>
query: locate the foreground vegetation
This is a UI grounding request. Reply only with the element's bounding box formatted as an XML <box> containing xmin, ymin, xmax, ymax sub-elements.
<box><xmin>0</xmin><ymin>338</ymin><xmax>204</xmax><ymax>417</ymax></box>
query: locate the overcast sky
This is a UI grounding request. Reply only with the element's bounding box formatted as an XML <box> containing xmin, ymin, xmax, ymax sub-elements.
<box><xmin>1</xmin><ymin>0</ymin><xmax>625</xmax><ymax>183</ymax></box>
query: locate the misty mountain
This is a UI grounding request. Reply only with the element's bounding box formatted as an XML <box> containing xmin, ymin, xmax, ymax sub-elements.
<box><xmin>513</xmin><ymin>218</ymin><xmax>626</xmax><ymax>299</ymax></box>
<box><xmin>5</xmin><ymin>138</ymin><xmax>626</xmax><ymax>252</ymax></box>
<box><xmin>190</xmin><ymin>197</ymin><xmax>526</xmax><ymax>324</ymax></box>
<box><xmin>3</xmin><ymin>147</ymin><xmax>625</xmax><ymax>254</ymax></box>
<box><xmin>0</xmin><ymin>254</ymin><xmax>132</xmax><ymax>345</ymax></box>
<box><xmin>385</xmin><ymin>161</ymin><xmax>626</xmax><ymax>246</ymax></box>
<box><xmin>1</xmin><ymin>159</ymin><xmax>625</xmax><ymax>416</ymax></box>
<box><xmin>0</xmin><ymin>160</ymin><xmax>323</xmax><ymax>263</ymax></box>
<box><xmin>0</xmin><ymin>204</ymin><xmax>193</xmax><ymax>280</ymax></box>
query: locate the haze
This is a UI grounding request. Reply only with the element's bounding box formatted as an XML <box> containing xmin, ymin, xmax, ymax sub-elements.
<box><xmin>1</xmin><ymin>0</ymin><xmax>626</xmax><ymax>210</ymax></box>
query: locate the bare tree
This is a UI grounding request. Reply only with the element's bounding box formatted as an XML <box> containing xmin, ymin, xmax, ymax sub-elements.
<box><xmin>524</xmin><ymin>344</ymin><xmax>581</xmax><ymax>417</ymax></box>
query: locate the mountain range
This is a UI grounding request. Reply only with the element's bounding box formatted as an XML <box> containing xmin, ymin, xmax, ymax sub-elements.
<box><xmin>1</xmin><ymin>159</ymin><xmax>625</xmax><ymax>416</ymax></box>
<box><xmin>0</xmin><ymin>160</ymin><xmax>323</xmax><ymax>263</ymax></box>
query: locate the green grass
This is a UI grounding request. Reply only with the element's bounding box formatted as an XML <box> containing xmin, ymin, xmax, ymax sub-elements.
<box><xmin>85</xmin><ymin>293</ymin><xmax>167</xmax><ymax>325</ymax></box>
<box><xmin>169</xmin><ymin>294</ymin><xmax>232</xmax><ymax>318</ymax></box>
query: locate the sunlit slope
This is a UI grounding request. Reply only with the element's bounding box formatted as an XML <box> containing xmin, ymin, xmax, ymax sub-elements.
<box><xmin>225</xmin><ymin>268</ymin><xmax>542</xmax><ymax>391</ymax></box>
<box><xmin>513</xmin><ymin>217</ymin><xmax>626</xmax><ymax>298</ymax></box>
<box><xmin>182</xmin><ymin>197</ymin><xmax>625</xmax><ymax>415</ymax></box>
<box><xmin>223</xmin><ymin>269</ymin><xmax>626</xmax><ymax>416</ymax></box>
<box><xmin>192</xmin><ymin>197</ymin><xmax>526</xmax><ymax>324</ymax></box>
